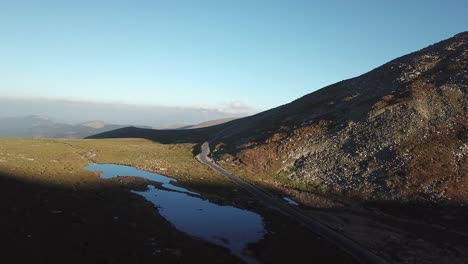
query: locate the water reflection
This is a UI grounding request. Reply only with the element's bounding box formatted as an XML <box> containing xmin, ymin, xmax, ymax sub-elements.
<box><xmin>84</xmin><ymin>164</ymin><xmax>265</xmax><ymax>261</ymax></box>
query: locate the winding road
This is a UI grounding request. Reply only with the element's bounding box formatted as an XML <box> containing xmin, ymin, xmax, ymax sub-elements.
<box><xmin>196</xmin><ymin>142</ymin><xmax>386</xmax><ymax>264</ymax></box>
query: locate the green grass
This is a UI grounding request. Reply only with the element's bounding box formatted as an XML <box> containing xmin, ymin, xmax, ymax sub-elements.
<box><xmin>0</xmin><ymin>138</ymin><xmax>235</xmax><ymax>194</ymax></box>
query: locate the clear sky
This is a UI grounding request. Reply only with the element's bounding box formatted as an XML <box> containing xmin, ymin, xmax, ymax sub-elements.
<box><xmin>0</xmin><ymin>0</ymin><xmax>467</xmax><ymax>113</ymax></box>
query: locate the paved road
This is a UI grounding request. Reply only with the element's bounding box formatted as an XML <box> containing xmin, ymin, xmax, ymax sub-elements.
<box><xmin>197</xmin><ymin>142</ymin><xmax>386</xmax><ymax>264</ymax></box>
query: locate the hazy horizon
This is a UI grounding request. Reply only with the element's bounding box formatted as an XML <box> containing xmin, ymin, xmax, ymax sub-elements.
<box><xmin>0</xmin><ymin>97</ymin><xmax>249</xmax><ymax>127</ymax></box>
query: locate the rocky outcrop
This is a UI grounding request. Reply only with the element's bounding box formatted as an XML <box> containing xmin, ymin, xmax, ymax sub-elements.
<box><xmin>211</xmin><ymin>32</ymin><xmax>468</xmax><ymax>203</ymax></box>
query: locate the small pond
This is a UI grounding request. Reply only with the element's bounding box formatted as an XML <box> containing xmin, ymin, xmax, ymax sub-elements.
<box><xmin>84</xmin><ymin>164</ymin><xmax>265</xmax><ymax>262</ymax></box>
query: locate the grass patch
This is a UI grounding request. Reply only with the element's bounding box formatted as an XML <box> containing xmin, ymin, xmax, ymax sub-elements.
<box><xmin>0</xmin><ymin>138</ymin><xmax>236</xmax><ymax>195</ymax></box>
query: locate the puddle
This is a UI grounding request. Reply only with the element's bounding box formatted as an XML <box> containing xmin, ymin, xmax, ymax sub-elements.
<box><xmin>283</xmin><ymin>197</ymin><xmax>299</xmax><ymax>206</ymax></box>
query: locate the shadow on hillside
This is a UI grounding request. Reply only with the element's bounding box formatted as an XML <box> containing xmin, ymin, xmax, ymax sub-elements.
<box><xmin>87</xmin><ymin>122</ymin><xmax>231</xmax><ymax>145</ymax></box>
<box><xmin>86</xmin><ymin>122</ymin><xmax>234</xmax><ymax>157</ymax></box>
<box><xmin>0</xmin><ymin>170</ymin><xmax>357</xmax><ymax>264</ymax></box>
<box><xmin>363</xmin><ymin>200</ymin><xmax>468</xmax><ymax>235</ymax></box>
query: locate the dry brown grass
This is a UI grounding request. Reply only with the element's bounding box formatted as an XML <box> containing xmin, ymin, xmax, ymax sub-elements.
<box><xmin>403</xmin><ymin>117</ymin><xmax>468</xmax><ymax>201</ymax></box>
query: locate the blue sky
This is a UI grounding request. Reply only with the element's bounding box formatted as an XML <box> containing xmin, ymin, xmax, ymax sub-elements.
<box><xmin>0</xmin><ymin>0</ymin><xmax>467</xmax><ymax>114</ymax></box>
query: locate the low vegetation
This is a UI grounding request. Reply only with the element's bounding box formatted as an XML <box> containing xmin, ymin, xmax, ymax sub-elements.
<box><xmin>0</xmin><ymin>138</ymin><xmax>234</xmax><ymax>193</ymax></box>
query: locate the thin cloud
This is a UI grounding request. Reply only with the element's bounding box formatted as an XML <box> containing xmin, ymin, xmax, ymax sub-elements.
<box><xmin>215</xmin><ymin>101</ymin><xmax>254</xmax><ymax>115</ymax></box>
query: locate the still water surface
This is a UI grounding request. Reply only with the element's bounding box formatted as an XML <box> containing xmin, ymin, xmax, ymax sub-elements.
<box><xmin>84</xmin><ymin>164</ymin><xmax>265</xmax><ymax>260</ymax></box>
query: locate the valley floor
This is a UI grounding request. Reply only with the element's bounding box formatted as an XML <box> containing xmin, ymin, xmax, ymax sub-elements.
<box><xmin>0</xmin><ymin>138</ymin><xmax>354</xmax><ymax>264</ymax></box>
<box><xmin>1</xmin><ymin>138</ymin><xmax>466</xmax><ymax>263</ymax></box>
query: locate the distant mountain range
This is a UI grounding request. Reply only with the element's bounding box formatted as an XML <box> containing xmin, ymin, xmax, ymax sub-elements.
<box><xmin>0</xmin><ymin>116</ymin><xmax>238</xmax><ymax>139</ymax></box>
<box><xmin>0</xmin><ymin>116</ymin><xmax>129</xmax><ymax>139</ymax></box>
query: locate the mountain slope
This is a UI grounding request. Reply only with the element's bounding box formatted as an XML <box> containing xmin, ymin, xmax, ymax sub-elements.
<box><xmin>208</xmin><ymin>32</ymin><xmax>468</xmax><ymax>203</ymax></box>
<box><xmin>90</xmin><ymin>32</ymin><xmax>467</xmax><ymax>203</ymax></box>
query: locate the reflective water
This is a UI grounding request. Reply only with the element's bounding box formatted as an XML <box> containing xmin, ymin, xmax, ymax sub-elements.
<box><xmin>84</xmin><ymin>164</ymin><xmax>265</xmax><ymax>261</ymax></box>
<box><xmin>85</xmin><ymin>163</ymin><xmax>197</xmax><ymax>195</ymax></box>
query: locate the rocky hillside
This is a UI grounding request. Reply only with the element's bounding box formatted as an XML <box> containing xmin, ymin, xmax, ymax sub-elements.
<box><xmin>209</xmin><ymin>32</ymin><xmax>468</xmax><ymax>203</ymax></box>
